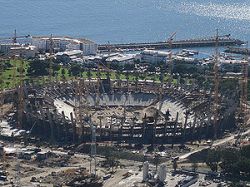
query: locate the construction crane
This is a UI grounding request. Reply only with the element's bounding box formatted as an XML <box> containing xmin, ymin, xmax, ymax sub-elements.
<box><xmin>89</xmin><ymin>117</ymin><xmax>97</xmax><ymax>176</ymax></box>
<box><xmin>0</xmin><ymin>30</ymin><xmax>30</xmax><ymax>44</ymax></box>
<box><xmin>167</xmin><ymin>32</ymin><xmax>177</xmax><ymax>86</ymax></box>
<box><xmin>213</xmin><ymin>29</ymin><xmax>220</xmax><ymax>139</ymax></box>
<box><xmin>96</xmin><ymin>62</ymin><xmax>101</xmax><ymax>106</ymax></box>
<box><xmin>73</xmin><ymin>77</ymin><xmax>97</xmax><ymax>176</ymax></box>
<box><xmin>240</xmin><ymin>43</ymin><xmax>249</xmax><ymax>128</ymax></box>
<box><xmin>74</xmin><ymin>78</ymin><xmax>85</xmax><ymax>141</ymax></box>
<box><xmin>17</xmin><ymin>59</ymin><xmax>25</xmax><ymax>130</ymax></box>
<box><xmin>48</xmin><ymin>34</ymin><xmax>54</xmax><ymax>84</ymax></box>
<box><xmin>212</xmin><ymin>29</ymin><xmax>231</xmax><ymax>139</ymax></box>
<box><xmin>0</xmin><ymin>59</ymin><xmax>4</xmax><ymax>122</ymax></box>
<box><xmin>17</xmin><ymin>60</ymin><xmax>25</xmax><ymax>129</ymax></box>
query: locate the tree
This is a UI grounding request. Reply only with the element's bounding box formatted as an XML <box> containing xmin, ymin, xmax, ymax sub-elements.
<box><xmin>206</xmin><ymin>149</ymin><xmax>221</xmax><ymax>172</ymax></box>
<box><xmin>240</xmin><ymin>145</ymin><xmax>250</xmax><ymax>159</ymax></box>
<box><xmin>69</xmin><ymin>63</ymin><xmax>81</xmax><ymax>77</ymax></box>
<box><xmin>61</xmin><ymin>68</ymin><xmax>66</xmax><ymax>81</ymax></box>
<box><xmin>124</xmin><ymin>63</ymin><xmax>134</xmax><ymax>71</ymax></box>
<box><xmin>159</xmin><ymin>73</ymin><xmax>164</xmax><ymax>84</ymax></box>
<box><xmin>27</xmin><ymin>59</ymin><xmax>49</xmax><ymax>76</ymax></box>
<box><xmin>192</xmin><ymin>162</ymin><xmax>198</xmax><ymax>172</ymax></box>
<box><xmin>135</xmin><ymin>72</ymin><xmax>139</xmax><ymax>91</ymax></box>
<box><xmin>220</xmin><ymin>148</ymin><xmax>239</xmax><ymax>174</ymax></box>
<box><xmin>104</xmin><ymin>148</ymin><xmax>117</xmax><ymax>173</ymax></box>
<box><xmin>87</xmin><ymin>69</ymin><xmax>92</xmax><ymax>82</ymax></box>
<box><xmin>237</xmin><ymin>157</ymin><xmax>250</xmax><ymax>175</ymax></box>
<box><xmin>147</xmin><ymin>65</ymin><xmax>155</xmax><ymax>72</ymax></box>
<box><xmin>61</xmin><ymin>68</ymin><xmax>66</xmax><ymax>76</ymax></box>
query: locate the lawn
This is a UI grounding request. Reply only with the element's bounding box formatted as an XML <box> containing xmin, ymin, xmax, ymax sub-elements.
<box><xmin>0</xmin><ymin>60</ymin><xmax>180</xmax><ymax>90</ymax></box>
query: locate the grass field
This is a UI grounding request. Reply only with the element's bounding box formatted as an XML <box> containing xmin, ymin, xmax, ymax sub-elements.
<box><xmin>0</xmin><ymin>60</ymin><xmax>181</xmax><ymax>90</ymax></box>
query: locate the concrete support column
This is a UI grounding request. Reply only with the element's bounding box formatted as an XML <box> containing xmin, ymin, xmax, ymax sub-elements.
<box><xmin>70</xmin><ymin>112</ymin><xmax>76</xmax><ymax>143</ymax></box>
<box><xmin>46</xmin><ymin>108</ymin><xmax>54</xmax><ymax>143</ymax></box>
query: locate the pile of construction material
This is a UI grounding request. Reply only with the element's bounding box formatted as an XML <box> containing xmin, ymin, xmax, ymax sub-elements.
<box><xmin>39</xmin><ymin>168</ymin><xmax>103</xmax><ymax>186</ymax></box>
<box><xmin>36</xmin><ymin>152</ymin><xmax>70</xmax><ymax>168</ymax></box>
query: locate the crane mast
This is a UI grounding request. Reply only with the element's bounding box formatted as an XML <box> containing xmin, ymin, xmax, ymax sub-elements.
<box><xmin>240</xmin><ymin>43</ymin><xmax>249</xmax><ymax>127</ymax></box>
<box><xmin>17</xmin><ymin>59</ymin><xmax>25</xmax><ymax>130</ymax></box>
<box><xmin>213</xmin><ymin>29</ymin><xmax>220</xmax><ymax>139</ymax></box>
<box><xmin>167</xmin><ymin>32</ymin><xmax>176</xmax><ymax>86</ymax></box>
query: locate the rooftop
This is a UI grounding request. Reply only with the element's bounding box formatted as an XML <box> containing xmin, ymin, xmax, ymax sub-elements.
<box><xmin>32</xmin><ymin>36</ymin><xmax>95</xmax><ymax>44</ymax></box>
<box><xmin>56</xmin><ymin>50</ymin><xmax>83</xmax><ymax>56</ymax></box>
<box><xmin>142</xmin><ymin>49</ymin><xmax>170</xmax><ymax>56</ymax></box>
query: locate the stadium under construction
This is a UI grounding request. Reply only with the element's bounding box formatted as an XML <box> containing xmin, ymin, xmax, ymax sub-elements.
<box><xmin>0</xmin><ymin>32</ymin><xmax>248</xmax><ymax>147</ymax></box>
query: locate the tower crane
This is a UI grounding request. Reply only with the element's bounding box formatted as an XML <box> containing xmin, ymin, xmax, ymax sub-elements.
<box><xmin>167</xmin><ymin>32</ymin><xmax>176</xmax><ymax>86</ymax></box>
<box><xmin>48</xmin><ymin>34</ymin><xmax>54</xmax><ymax>84</ymax></box>
<box><xmin>0</xmin><ymin>30</ymin><xmax>30</xmax><ymax>44</ymax></box>
<box><xmin>17</xmin><ymin>59</ymin><xmax>25</xmax><ymax>130</ymax></box>
<box><xmin>240</xmin><ymin>42</ymin><xmax>249</xmax><ymax>127</ymax></box>
<box><xmin>212</xmin><ymin>29</ymin><xmax>232</xmax><ymax>139</ymax></box>
<box><xmin>235</xmin><ymin>43</ymin><xmax>249</xmax><ymax>145</ymax></box>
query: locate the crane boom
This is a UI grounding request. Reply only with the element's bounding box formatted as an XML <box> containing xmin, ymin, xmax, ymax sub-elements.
<box><xmin>0</xmin><ymin>30</ymin><xmax>30</xmax><ymax>43</ymax></box>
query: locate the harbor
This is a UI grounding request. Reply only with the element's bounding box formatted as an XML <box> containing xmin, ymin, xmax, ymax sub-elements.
<box><xmin>98</xmin><ymin>37</ymin><xmax>244</xmax><ymax>52</ymax></box>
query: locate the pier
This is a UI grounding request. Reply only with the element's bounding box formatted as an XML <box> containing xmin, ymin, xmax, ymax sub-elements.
<box><xmin>98</xmin><ymin>37</ymin><xmax>244</xmax><ymax>51</ymax></box>
<box><xmin>225</xmin><ymin>47</ymin><xmax>250</xmax><ymax>55</ymax></box>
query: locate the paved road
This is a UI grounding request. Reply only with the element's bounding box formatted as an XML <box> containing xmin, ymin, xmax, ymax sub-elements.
<box><xmin>180</xmin><ymin>128</ymin><xmax>250</xmax><ymax>160</ymax></box>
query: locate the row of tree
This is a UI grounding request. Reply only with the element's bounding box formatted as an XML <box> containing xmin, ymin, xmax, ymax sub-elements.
<box><xmin>206</xmin><ymin>145</ymin><xmax>250</xmax><ymax>181</ymax></box>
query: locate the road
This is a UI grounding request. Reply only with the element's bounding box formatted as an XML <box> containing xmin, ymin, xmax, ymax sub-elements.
<box><xmin>180</xmin><ymin>128</ymin><xmax>250</xmax><ymax>160</ymax></box>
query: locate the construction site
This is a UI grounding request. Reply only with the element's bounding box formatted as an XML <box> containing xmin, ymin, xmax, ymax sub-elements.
<box><xmin>0</xmin><ymin>30</ymin><xmax>249</xmax><ymax>186</ymax></box>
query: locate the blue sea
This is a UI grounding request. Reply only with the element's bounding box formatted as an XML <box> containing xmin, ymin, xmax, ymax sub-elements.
<box><xmin>0</xmin><ymin>0</ymin><xmax>250</xmax><ymax>44</ymax></box>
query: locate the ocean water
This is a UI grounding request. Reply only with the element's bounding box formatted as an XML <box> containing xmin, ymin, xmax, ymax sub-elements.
<box><xmin>0</xmin><ymin>0</ymin><xmax>250</xmax><ymax>44</ymax></box>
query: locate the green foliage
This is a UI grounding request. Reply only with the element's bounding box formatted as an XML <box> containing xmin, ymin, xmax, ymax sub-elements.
<box><xmin>220</xmin><ymin>79</ymin><xmax>238</xmax><ymax>95</ymax></box>
<box><xmin>124</xmin><ymin>63</ymin><xmax>134</xmax><ymax>71</ymax></box>
<box><xmin>220</xmin><ymin>148</ymin><xmax>240</xmax><ymax>173</ymax></box>
<box><xmin>87</xmin><ymin>69</ymin><xmax>92</xmax><ymax>80</ymax></box>
<box><xmin>61</xmin><ymin>68</ymin><xmax>66</xmax><ymax>75</ymax></box>
<box><xmin>206</xmin><ymin>149</ymin><xmax>221</xmax><ymax>172</ymax></box>
<box><xmin>173</xmin><ymin>63</ymin><xmax>200</xmax><ymax>75</ymax></box>
<box><xmin>1</xmin><ymin>60</ymin><xmax>12</xmax><ymax>70</ymax></box>
<box><xmin>27</xmin><ymin>59</ymin><xmax>49</xmax><ymax>76</ymax></box>
<box><xmin>69</xmin><ymin>63</ymin><xmax>82</xmax><ymax>77</ymax></box>
<box><xmin>237</xmin><ymin>157</ymin><xmax>250</xmax><ymax>174</ymax></box>
<box><xmin>147</xmin><ymin>64</ymin><xmax>155</xmax><ymax>72</ymax></box>
<box><xmin>240</xmin><ymin>145</ymin><xmax>250</xmax><ymax>159</ymax></box>
<box><xmin>206</xmin><ymin>146</ymin><xmax>250</xmax><ymax>181</ymax></box>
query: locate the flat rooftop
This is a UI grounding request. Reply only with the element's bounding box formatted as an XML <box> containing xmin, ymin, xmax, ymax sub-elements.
<box><xmin>32</xmin><ymin>36</ymin><xmax>95</xmax><ymax>44</ymax></box>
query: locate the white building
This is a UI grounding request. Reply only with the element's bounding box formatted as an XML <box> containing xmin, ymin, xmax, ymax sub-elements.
<box><xmin>10</xmin><ymin>45</ymin><xmax>37</xmax><ymax>58</ymax></box>
<box><xmin>106</xmin><ymin>54</ymin><xmax>137</xmax><ymax>65</ymax></box>
<box><xmin>0</xmin><ymin>43</ymin><xmax>18</xmax><ymax>55</ymax></box>
<box><xmin>141</xmin><ymin>50</ymin><xmax>170</xmax><ymax>64</ymax></box>
<box><xmin>56</xmin><ymin>50</ymin><xmax>83</xmax><ymax>63</ymax></box>
<box><xmin>32</xmin><ymin>36</ymin><xmax>98</xmax><ymax>55</ymax></box>
<box><xmin>0</xmin><ymin>43</ymin><xmax>37</xmax><ymax>58</ymax></box>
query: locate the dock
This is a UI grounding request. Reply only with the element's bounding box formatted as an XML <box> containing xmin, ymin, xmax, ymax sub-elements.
<box><xmin>98</xmin><ymin>37</ymin><xmax>244</xmax><ymax>51</ymax></box>
<box><xmin>225</xmin><ymin>47</ymin><xmax>250</xmax><ymax>55</ymax></box>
